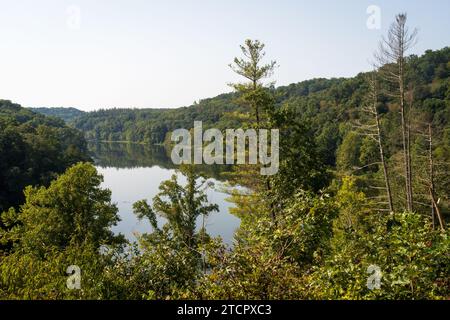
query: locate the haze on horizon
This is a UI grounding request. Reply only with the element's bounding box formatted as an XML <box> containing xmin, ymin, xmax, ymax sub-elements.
<box><xmin>0</xmin><ymin>0</ymin><xmax>449</xmax><ymax>111</ymax></box>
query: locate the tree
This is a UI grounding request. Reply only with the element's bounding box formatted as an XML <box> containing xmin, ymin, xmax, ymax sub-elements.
<box><xmin>375</xmin><ymin>13</ymin><xmax>418</xmax><ymax>211</ymax></box>
<box><xmin>0</xmin><ymin>163</ymin><xmax>124</xmax><ymax>299</ymax></box>
<box><xmin>229</xmin><ymin>39</ymin><xmax>277</xmax><ymax>128</ymax></box>
<box><xmin>130</xmin><ymin>165</ymin><xmax>219</xmax><ymax>298</ymax></box>
<box><xmin>354</xmin><ymin>74</ymin><xmax>394</xmax><ymax>212</ymax></box>
<box><xmin>266</xmin><ymin>107</ymin><xmax>330</xmax><ymax>205</ymax></box>
<box><xmin>427</xmin><ymin>124</ymin><xmax>446</xmax><ymax>231</ymax></box>
<box><xmin>185</xmin><ymin>190</ymin><xmax>337</xmax><ymax>299</ymax></box>
<box><xmin>1</xmin><ymin>162</ymin><xmax>122</xmax><ymax>253</ymax></box>
<box><xmin>228</xmin><ymin>39</ymin><xmax>279</xmax><ymax>222</ymax></box>
<box><xmin>133</xmin><ymin>165</ymin><xmax>218</xmax><ymax>248</ymax></box>
<box><xmin>336</xmin><ymin>131</ymin><xmax>362</xmax><ymax>172</ymax></box>
<box><xmin>310</xmin><ymin>210</ymin><xmax>449</xmax><ymax>299</ymax></box>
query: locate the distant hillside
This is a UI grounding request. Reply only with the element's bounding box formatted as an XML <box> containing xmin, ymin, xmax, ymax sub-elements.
<box><xmin>0</xmin><ymin>100</ymin><xmax>90</xmax><ymax>212</ymax></box>
<box><xmin>70</xmin><ymin>78</ymin><xmax>351</xmax><ymax>145</ymax></box>
<box><xmin>69</xmin><ymin>47</ymin><xmax>449</xmax><ymax>167</ymax></box>
<box><xmin>30</xmin><ymin>107</ymin><xmax>85</xmax><ymax>122</ymax></box>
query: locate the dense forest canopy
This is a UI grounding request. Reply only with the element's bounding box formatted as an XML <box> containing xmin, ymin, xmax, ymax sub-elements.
<box><xmin>0</xmin><ymin>100</ymin><xmax>90</xmax><ymax>212</ymax></box>
<box><xmin>29</xmin><ymin>107</ymin><xmax>85</xmax><ymax>123</ymax></box>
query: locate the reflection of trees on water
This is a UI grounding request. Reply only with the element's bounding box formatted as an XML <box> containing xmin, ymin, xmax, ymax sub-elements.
<box><xmin>88</xmin><ymin>141</ymin><xmax>231</xmax><ymax>181</ymax></box>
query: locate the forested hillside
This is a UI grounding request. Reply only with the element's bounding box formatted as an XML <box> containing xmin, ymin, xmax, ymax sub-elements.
<box><xmin>0</xmin><ymin>101</ymin><xmax>90</xmax><ymax>212</ymax></box>
<box><xmin>30</xmin><ymin>107</ymin><xmax>85</xmax><ymax>122</ymax></box>
<box><xmin>71</xmin><ymin>93</ymin><xmax>244</xmax><ymax>144</ymax></box>
<box><xmin>70</xmin><ymin>47</ymin><xmax>449</xmax><ymax>167</ymax></box>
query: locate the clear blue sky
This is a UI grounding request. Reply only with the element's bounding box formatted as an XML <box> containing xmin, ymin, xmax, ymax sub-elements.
<box><xmin>0</xmin><ymin>0</ymin><xmax>449</xmax><ymax>111</ymax></box>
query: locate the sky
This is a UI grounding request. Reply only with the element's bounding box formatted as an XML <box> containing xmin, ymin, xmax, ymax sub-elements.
<box><xmin>0</xmin><ymin>0</ymin><xmax>449</xmax><ymax>111</ymax></box>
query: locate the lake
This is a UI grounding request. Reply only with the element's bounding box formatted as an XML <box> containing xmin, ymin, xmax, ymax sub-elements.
<box><xmin>88</xmin><ymin>142</ymin><xmax>241</xmax><ymax>245</ymax></box>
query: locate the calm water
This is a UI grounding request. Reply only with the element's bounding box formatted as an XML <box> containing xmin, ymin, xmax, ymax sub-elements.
<box><xmin>88</xmin><ymin>142</ymin><xmax>240</xmax><ymax>245</ymax></box>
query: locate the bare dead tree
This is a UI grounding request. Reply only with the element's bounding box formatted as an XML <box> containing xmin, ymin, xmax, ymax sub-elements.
<box><xmin>354</xmin><ymin>73</ymin><xmax>394</xmax><ymax>213</ymax></box>
<box><xmin>371</xmin><ymin>75</ymin><xmax>394</xmax><ymax>213</ymax></box>
<box><xmin>374</xmin><ymin>13</ymin><xmax>418</xmax><ymax>212</ymax></box>
<box><xmin>427</xmin><ymin>123</ymin><xmax>445</xmax><ymax>231</ymax></box>
<box><xmin>406</xmin><ymin>87</ymin><xmax>415</xmax><ymax>212</ymax></box>
<box><xmin>428</xmin><ymin>123</ymin><xmax>436</xmax><ymax>228</ymax></box>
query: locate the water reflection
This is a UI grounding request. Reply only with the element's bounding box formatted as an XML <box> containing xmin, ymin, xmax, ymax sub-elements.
<box><xmin>88</xmin><ymin>142</ymin><xmax>240</xmax><ymax>245</ymax></box>
<box><xmin>88</xmin><ymin>141</ymin><xmax>231</xmax><ymax>181</ymax></box>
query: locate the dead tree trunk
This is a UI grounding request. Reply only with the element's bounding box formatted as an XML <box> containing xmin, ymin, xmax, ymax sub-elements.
<box><xmin>356</xmin><ymin>74</ymin><xmax>394</xmax><ymax>213</ymax></box>
<box><xmin>374</xmin><ymin>13</ymin><xmax>417</xmax><ymax>212</ymax></box>
<box><xmin>406</xmin><ymin>89</ymin><xmax>414</xmax><ymax>211</ymax></box>
<box><xmin>428</xmin><ymin>123</ymin><xmax>436</xmax><ymax>229</ymax></box>
<box><xmin>375</xmin><ymin>104</ymin><xmax>394</xmax><ymax>213</ymax></box>
<box><xmin>398</xmin><ymin>55</ymin><xmax>411</xmax><ymax>211</ymax></box>
<box><xmin>372</xmin><ymin>77</ymin><xmax>394</xmax><ymax>212</ymax></box>
<box><xmin>428</xmin><ymin>124</ymin><xmax>445</xmax><ymax>231</ymax></box>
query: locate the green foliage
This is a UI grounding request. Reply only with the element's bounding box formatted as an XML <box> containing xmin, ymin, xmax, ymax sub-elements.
<box><xmin>359</xmin><ymin>137</ymin><xmax>379</xmax><ymax>171</ymax></box>
<box><xmin>190</xmin><ymin>238</ymin><xmax>306</xmax><ymax>299</ymax></box>
<box><xmin>333</xmin><ymin>176</ymin><xmax>369</xmax><ymax>232</ymax></box>
<box><xmin>0</xmin><ymin>100</ymin><xmax>90</xmax><ymax>212</ymax></box>
<box><xmin>0</xmin><ymin>163</ymin><xmax>124</xmax><ymax>299</ymax></box>
<box><xmin>309</xmin><ymin>212</ymin><xmax>449</xmax><ymax>299</ymax></box>
<box><xmin>268</xmin><ymin>106</ymin><xmax>331</xmax><ymax>203</ymax></box>
<box><xmin>71</xmin><ymin>94</ymin><xmax>244</xmax><ymax>144</ymax></box>
<box><xmin>30</xmin><ymin>107</ymin><xmax>85</xmax><ymax>123</ymax></box>
<box><xmin>229</xmin><ymin>39</ymin><xmax>277</xmax><ymax>127</ymax></box>
<box><xmin>129</xmin><ymin>165</ymin><xmax>219</xmax><ymax>299</ymax></box>
<box><xmin>100</xmin><ymin>228</ymin><xmax>203</xmax><ymax>300</ymax></box>
<box><xmin>303</xmin><ymin>178</ymin><xmax>449</xmax><ymax>299</ymax></box>
<box><xmin>336</xmin><ymin>131</ymin><xmax>362</xmax><ymax>172</ymax></box>
<box><xmin>184</xmin><ymin>190</ymin><xmax>337</xmax><ymax>299</ymax></box>
<box><xmin>1</xmin><ymin>162</ymin><xmax>122</xmax><ymax>251</ymax></box>
<box><xmin>134</xmin><ymin>165</ymin><xmax>219</xmax><ymax>245</ymax></box>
